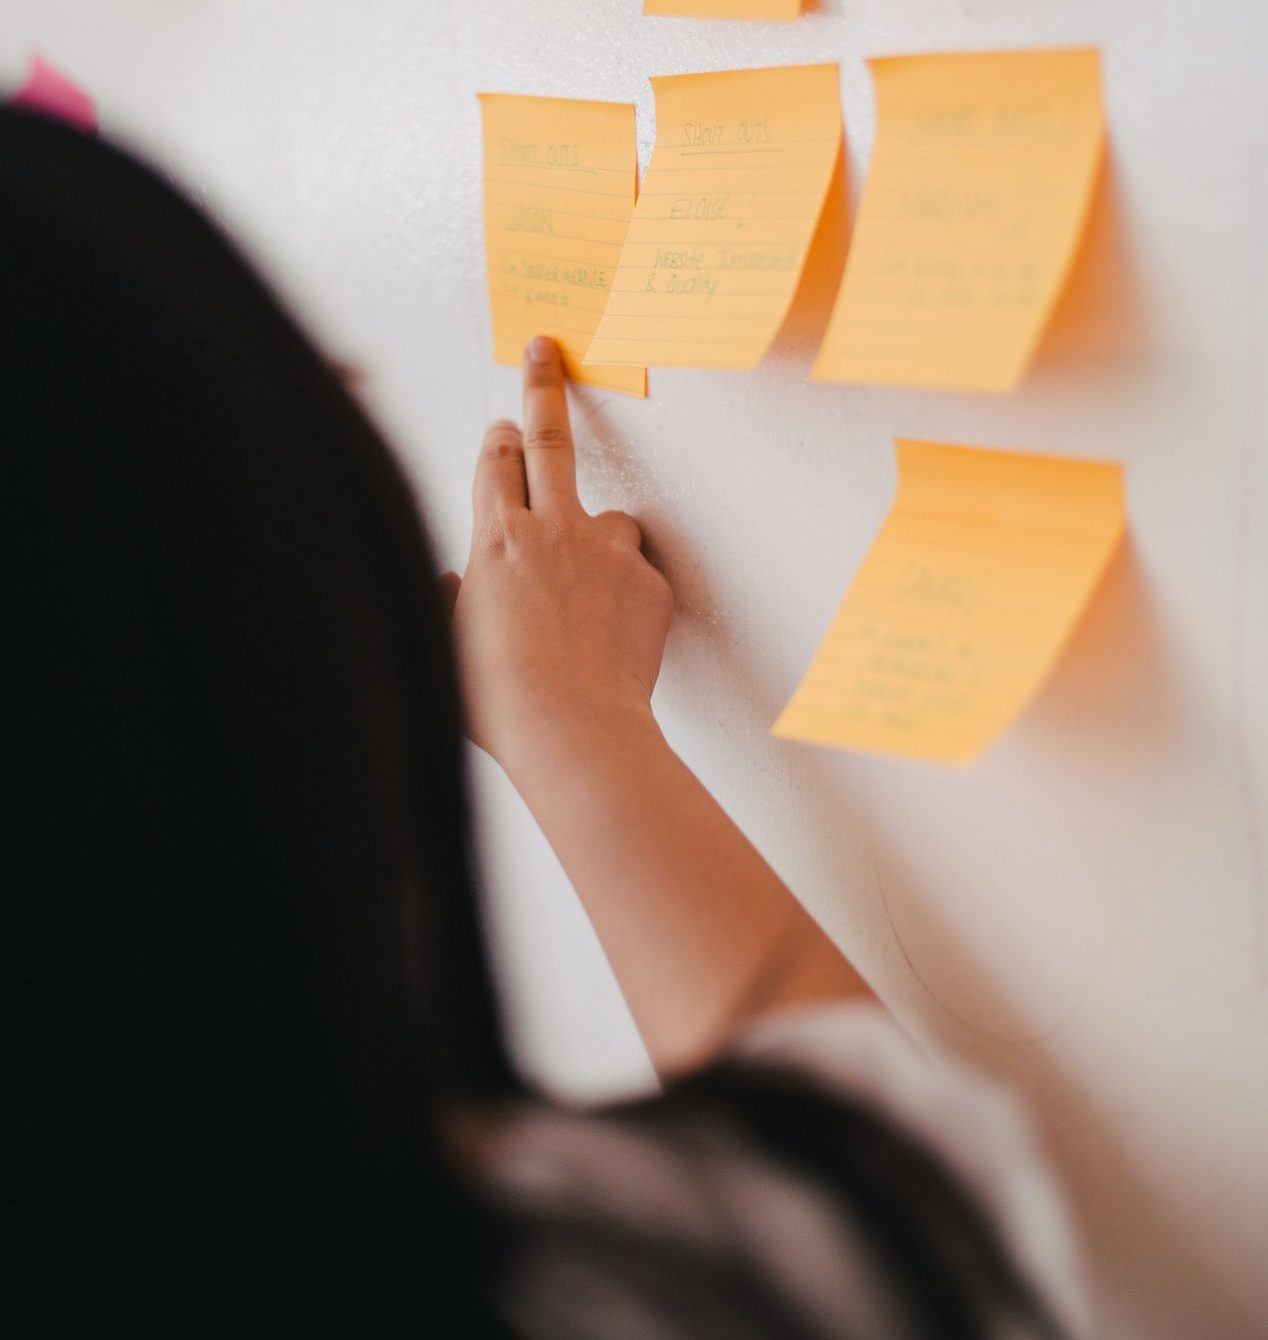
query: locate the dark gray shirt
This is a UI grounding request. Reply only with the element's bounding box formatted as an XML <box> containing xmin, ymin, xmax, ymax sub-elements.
<box><xmin>478</xmin><ymin>1005</ymin><xmax>1087</xmax><ymax>1339</ymax></box>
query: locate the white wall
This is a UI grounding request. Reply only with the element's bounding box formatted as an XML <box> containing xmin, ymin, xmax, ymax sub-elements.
<box><xmin>4</xmin><ymin>2</ymin><xmax>1265</xmax><ymax>1335</ymax></box>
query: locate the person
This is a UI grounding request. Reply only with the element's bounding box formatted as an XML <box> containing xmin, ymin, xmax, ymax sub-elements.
<box><xmin>1</xmin><ymin>107</ymin><xmax>1088</xmax><ymax>1338</ymax></box>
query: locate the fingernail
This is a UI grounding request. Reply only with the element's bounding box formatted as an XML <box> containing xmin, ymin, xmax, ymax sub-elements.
<box><xmin>527</xmin><ymin>335</ymin><xmax>555</xmax><ymax>364</ymax></box>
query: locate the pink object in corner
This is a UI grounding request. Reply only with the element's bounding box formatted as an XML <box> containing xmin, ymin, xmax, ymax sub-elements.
<box><xmin>11</xmin><ymin>52</ymin><xmax>97</xmax><ymax>132</ymax></box>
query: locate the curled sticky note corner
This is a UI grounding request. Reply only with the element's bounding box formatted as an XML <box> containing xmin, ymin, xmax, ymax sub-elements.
<box><xmin>11</xmin><ymin>52</ymin><xmax>97</xmax><ymax>132</ymax></box>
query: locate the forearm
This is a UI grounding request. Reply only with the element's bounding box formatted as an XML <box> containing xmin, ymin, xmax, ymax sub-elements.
<box><xmin>503</xmin><ymin>706</ymin><xmax>874</xmax><ymax>1075</ymax></box>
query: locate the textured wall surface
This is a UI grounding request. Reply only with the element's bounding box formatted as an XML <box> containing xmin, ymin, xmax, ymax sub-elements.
<box><xmin>5</xmin><ymin>2</ymin><xmax>1266</xmax><ymax>1334</ymax></box>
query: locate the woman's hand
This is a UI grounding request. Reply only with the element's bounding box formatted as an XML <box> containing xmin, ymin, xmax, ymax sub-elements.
<box><xmin>449</xmin><ymin>337</ymin><xmax>674</xmax><ymax>774</ymax></box>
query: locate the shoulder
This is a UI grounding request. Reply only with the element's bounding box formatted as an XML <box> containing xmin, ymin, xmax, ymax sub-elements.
<box><xmin>477</xmin><ymin>1004</ymin><xmax>1088</xmax><ymax>1340</ymax></box>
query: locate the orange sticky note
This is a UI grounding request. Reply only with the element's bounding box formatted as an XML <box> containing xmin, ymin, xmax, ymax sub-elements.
<box><xmin>773</xmin><ymin>440</ymin><xmax>1124</xmax><ymax>763</ymax></box>
<box><xmin>585</xmin><ymin>64</ymin><xmax>842</xmax><ymax>370</ymax></box>
<box><xmin>644</xmin><ymin>0</ymin><xmax>803</xmax><ymax>17</ymax></box>
<box><xmin>479</xmin><ymin>94</ymin><xmax>645</xmax><ymax>396</ymax></box>
<box><xmin>812</xmin><ymin>48</ymin><xmax>1105</xmax><ymax>393</ymax></box>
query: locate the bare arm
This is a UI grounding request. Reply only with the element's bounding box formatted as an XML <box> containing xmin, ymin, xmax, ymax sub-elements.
<box><xmin>450</xmin><ymin>337</ymin><xmax>873</xmax><ymax>1076</ymax></box>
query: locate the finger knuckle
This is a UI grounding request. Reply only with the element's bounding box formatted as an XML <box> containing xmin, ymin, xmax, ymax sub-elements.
<box><xmin>487</xmin><ymin>442</ymin><xmax>523</xmax><ymax>469</ymax></box>
<box><xmin>481</xmin><ymin>421</ymin><xmax>522</xmax><ymax>456</ymax></box>
<box><xmin>523</xmin><ymin>424</ymin><xmax>572</xmax><ymax>452</ymax></box>
<box><xmin>477</xmin><ymin>517</ymin><xmax>511</xmax><ymax>557</ymax></box>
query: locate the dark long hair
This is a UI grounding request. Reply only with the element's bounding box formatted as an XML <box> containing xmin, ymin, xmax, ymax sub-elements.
<box><xmin>0</xmin><ymin>109</ymin><xmax>515</xmax><ymax>1333</ymax></box>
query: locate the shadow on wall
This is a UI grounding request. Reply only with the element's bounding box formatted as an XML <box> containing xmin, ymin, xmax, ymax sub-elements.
<box><xmin>1032</xmin><ymin>145</ymin><xmax>1151</xmax><ymax>382</ymax></box>
<box><xmin>1026</xmin><ymin>535</ymin><xmax>1197</xmax><ymax>756</ymax></box>
<box><xmin>853</xmin><ymin>540</ymin><xmax>1188</xmax><ymax>1046</ymax></box>
<box><xmin>767</xmin><ymin>134</ymin><xmax>850</xmax><ymax>366</ymax></box>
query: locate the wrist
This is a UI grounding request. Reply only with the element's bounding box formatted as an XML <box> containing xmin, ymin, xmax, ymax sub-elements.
<box><xmin>495</xmin><ymin>695</ymin><xmax>666</xmax><ymax>793</ymax></box>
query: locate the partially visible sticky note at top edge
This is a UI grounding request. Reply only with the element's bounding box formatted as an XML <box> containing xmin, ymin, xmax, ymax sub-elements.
<box><xmin>812</xmin><ymin>48</ymin><xmax>1104</xmax><ymax>394</ymax></box>
<box><xmin>644</xmin><ymin>0</ymin><xmax>803</xmax><ymax>18</ymax></box>
<box><xmin>10</xmin><ymin>52</ymin><xmax>96</xmax><ymax>132</ymax></box>
<box><xmin>772</xmin><ymin>439</ymin><xmax>1124</xmax><ymax>764</ymax></box>
<box><xmin>586</xmin><ymin>64</ymin><xmax>841</xmax><ymax>371</ymax></box>
<box><xmin>479</xmin><ymin>93</ymin><xmax>646</xmax><ymax>397</ymax></box>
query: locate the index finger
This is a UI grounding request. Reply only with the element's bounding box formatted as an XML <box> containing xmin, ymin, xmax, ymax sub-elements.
<box><xmin>522</xmin><ymin>336</ymin><xmax>580</xmax><ymax>516</ymax></box>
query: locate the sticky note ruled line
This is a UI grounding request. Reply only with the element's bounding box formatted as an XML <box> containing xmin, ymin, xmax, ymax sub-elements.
<box><xmin>795</xmin><ymin>644</ymin><xmax>1074</xmax><ymax>689</ymax></box>
<box><xmin>860</xmin><ymin>543</ymin><xmax>1112</xmax><ymax>576</ymax></box>
<box><xmin>841</xmin><ymin>588</ymin><xmax>1092</xmax><ymax>629</ymax></box>
<box><xmin>816</xmin><ymin>637</ymin><xmax>1055</xmax><ymax>666</ymax></box>
<box><xmin>825</xmin><ymin>329</ymin><xmax>1054</xmax><ymax>351</ymax></box>
<box><xmin>843</xmin><ymin>564</ymin><xmax>1090</xmax><ymax>604</ymax></box>
<box><xmin>492</xmin><ymin>285</ymin><xmax>613</xmax><ymax>312</ymax></box>
<box><xmin>491</xmin><ymin>308</ymin><xmax>617</xmax><ymax>330</ymax></box>
<box><xmin>877</xmin><ymin>515</ymin><xmax>1118</xmax><ymax>546</ymax></box>
<box><xmin>587</xmin><ymin>336</ymin><xmax>761</xmax><ymax>348</ymax></box>
<box><xmin>643</xmin><ymin>178</ymin><xmax>831</xmax><ymax>188</ymax></box>
<box><xmin>484</xmin><ymin>186</ymin><xmax>635</xmax><ymax>207</ymax></box>
<box><xmin>485</xmin><ymin>220</ymin><xmax>631</xmax><ymax>240</ymax></box>
<box><xmin>493</xmin><ymin>294</ymin><xmax>613</xmax><ymax>319</ymax></box>
<box><xmin>588</xmin><ymin>317</ymin><xmax>775</xmax><ymax>332</ymax></box>
<box><xmin>608</xmin><ymin>293</ymin><xmax>791</xmax><ymax>305</ymax></box>
<box><xmin>823</xmin><ymin>344</ymin><xmax>1045</xmax><ymax>368</ymax></box>
<box><xmin>845</xmin><ymin>236</ymin><xmax>1068</xmax><ymax>255</ymax></box>
<box><xmin>492</xmin><ymin>314</ymin><xmax>606</xmax><ymax>330</ymax></box>
<box><xmin>858</xmin><ymin>203</ymin><xmax>1075</xmax><ymax>220</ymax></box>
<box><xmin>637</xmin><ymin>183</ymin><xmax>832</xmax><ymax>199</ymax></box>
<box><xmin>621</xmin><ymin>228</ymin><xmax>823</xmax><ymax>243</ymax></box>
<box><xmin>679</xmin><ymin>147</ymin><xmax>788</xmax><ymax>157</ymax></box>
<box><xmin>849</xmin><ymin>550</ymin><xmax>1096</xmax><ymax>586</ymax></box>
<box><xmin>648</xmin><ymin>158</ymin><xmax>836</xmax><ymax>170</ymax></box>
<box><xmin>483</xmin><ymin>179</ymin><xmax>630</xmax><ymax>199</ymax></box>
<box><xmin>486</xmin><ymin>250</ymin><xmax>619</xmax><ymax>277</ymax></box>
<box><xmin>629</xmin><ymin>211</ymin><xmax>831</xmax><ymax>222</ymax></box>
<box><xmin>483</xmin><ymin>198</ymin><xmax>633</xmax><ymax>219</ymax></box>
<box><xmin>493</xmin><ymin>319</ymin><xmax>609</xmax><ymax>340</ymax></box>
<box><xmin>882</xmin><ymin>135</ymin><xmax>1099</xmax><ymax>151</ymax></box>
<box><xmin>610</xmin><ymin>244</ymin><xmax>825</xmax><ymax>255</ymax></box>
<box><xmin>659</xmin><ymin>137</ymin><xmax>838</xmax><ymax>151</ymax></box>
<box><xmin>486</xmin><ymin>228</ymin><xmax>629</xmax><ymax>248</ymax></box>
<box><xmin>486</xmin><ymin>237</ymin><xmax>624</xmax><ymax>257</ymax></box>
<box><xmin>817</xmin><ymin>629</ymin><xmax>1072</xmax><ymax>662</ymax></box>
<box><xmin>646</xmin><ymin>165</ymin><xmax>834</xmax><ymax>176</ymax></box>
<box><xmin>864</xmin><ymin>165</ymin><xmax>1078</xmax><ymax>186</ymax></box>
<box><xmin>792</xmin><ymin>670</ymin><xmax>1047</xmax><ymax>704</ymax></box>
<box><xmin>836</xmin><ymin>285</ymin><xmax>1053</xmax><ymax>305</ymax></box>
<box><xmin>493</xmin><ymin>163</ymin><xmax>603</xmax><ymax>177</ymax></box>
